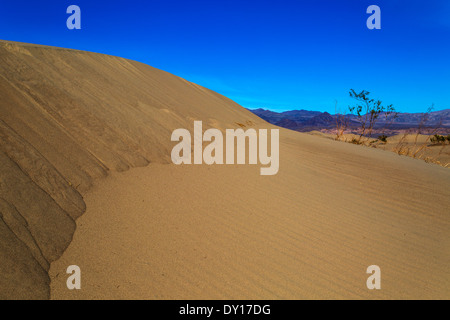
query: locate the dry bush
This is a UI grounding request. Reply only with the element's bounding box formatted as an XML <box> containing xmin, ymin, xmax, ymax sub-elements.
<box><xmin>334</xmin><ymin>101</ymin><xmax>350</xmax><ymax>141</ymax></box>
<box><xmin>348</xmin><ymin>89</ymin><xmax>396</xmax><ymax>145</ymax></box>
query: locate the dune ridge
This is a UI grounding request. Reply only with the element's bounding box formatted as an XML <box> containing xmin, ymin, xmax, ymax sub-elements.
<box><xmin>0</xmin><ymin>40</ymin><xmax>261</xmax><ymax>299</ymax></box>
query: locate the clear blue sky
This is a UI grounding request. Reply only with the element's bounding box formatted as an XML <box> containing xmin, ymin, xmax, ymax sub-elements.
<box><xmin>1</xmin><ymin>0</ymin><xmax>449</xmax><ymax>113</ymax></box>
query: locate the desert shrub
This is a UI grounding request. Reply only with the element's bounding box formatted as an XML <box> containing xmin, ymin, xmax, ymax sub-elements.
<box><xmin>430</xmin><ymin>134</ymin><xmax>446</xmax><ymax>145</ymax></box>
<box><xmin>378</xmin><ymin>135</ymin><xmax>388</xmax><ymax>143</ymax></box>
<box><xmin>394</xmin><ymin>105</ymin><xmax>447</xmax><ymax>161</ymax></box>
<box><xmin>334</xmin><ymin>100</ymin><xmax>351</xmax><ymax>141</ymax></box>
<box><xmin>348</xmin><ymin>89</ymin><xmax>396</xmax><ymax>143</ymax></box>
<box><xmin>350</xmin><ymin>138</ymin><xmax>362</xmax><ymax>145</ymax></box>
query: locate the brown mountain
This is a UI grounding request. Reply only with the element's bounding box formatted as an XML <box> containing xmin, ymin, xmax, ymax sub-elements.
<box><xmin>250</xmin><ymin>108</ymin><xmax>450</xmax><ymax>133</ymax></box>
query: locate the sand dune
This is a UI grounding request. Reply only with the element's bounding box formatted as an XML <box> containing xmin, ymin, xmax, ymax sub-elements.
<box><xmin>50</xmin><ymin>130</ymin><xmax>450</xmax><ymax>299</ymax></box>
<box><xmin>0</xmin><ymin>40</ymin><xmax>261</xmax><ymax>299</ymax></box>
<box><xmin>0</xmin><ymin>41</ymin><xmax>449</xmax><ymax>299</ymax></box>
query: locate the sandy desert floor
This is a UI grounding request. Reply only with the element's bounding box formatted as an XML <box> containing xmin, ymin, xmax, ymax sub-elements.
<box><xmin>50</xmin><ymin>129</ymin><xmax>450</xmax><ymax>300</ymax></box>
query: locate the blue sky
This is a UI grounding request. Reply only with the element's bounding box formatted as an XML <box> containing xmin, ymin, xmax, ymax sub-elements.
<box><xmin>1</xmin><ymin>0</ymin><xmax>449</xmax><ymax>113</ymax></box>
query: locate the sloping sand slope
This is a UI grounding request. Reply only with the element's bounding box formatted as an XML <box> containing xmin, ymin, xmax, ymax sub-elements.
<box><xmin>0</xmin><ymin>40</ymin><xmax>262</xmax><ymax>299</ymax></box>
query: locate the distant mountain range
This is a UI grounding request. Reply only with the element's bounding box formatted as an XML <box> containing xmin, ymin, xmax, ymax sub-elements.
<box><xmin>249</xmin><ymin>108</ymin><xmax>450</xmax><ymax>135</ymax></box>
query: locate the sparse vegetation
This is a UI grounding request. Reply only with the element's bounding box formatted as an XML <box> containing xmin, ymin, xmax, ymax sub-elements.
<box><xmin>350</xmin><ymin>138</ymin><xmax>363</xmax><ymax>145</ymax></box>
<box><xmin>395</xmin><ymin>106</ymin><xmax>439</xmax><ymax>155</ymax></box>
<box><xmin>389</xmin><ymin>105</ymin><xmax>450</xmax><ymax>167</ymax></box>
<box><xmin>334</xmin><ymin>100</ymin><xmax>349</xmax><ymax>141</ymax></box>
<box><xmin>348</xmin><ymin>89</ymin><xmax>397</xmax><ymax>144</ymax></box>
<box><xmin>430</xmin><ymin>134</ymin><xmax>448</xmax><ymax>145</ymax></box>
<box><xmin>332</xmin><ymin>91</ymin><xmax>450</xmax><ymax>168</ymax></box>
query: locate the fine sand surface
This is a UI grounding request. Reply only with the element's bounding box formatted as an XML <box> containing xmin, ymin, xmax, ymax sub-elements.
<box><xmin>50</xmin><ymin>129</ymin><xmax>450</xmax><ymax>299</ymax></box>
<box><xmin>0</xmin><ymin>40</ymin><xmax>449</xmax><ymax>299</ymax></box>
<box><xmin>0</xmin><ymin>40</ymin><xmax>263</xmax><ymax>299</ymax></box>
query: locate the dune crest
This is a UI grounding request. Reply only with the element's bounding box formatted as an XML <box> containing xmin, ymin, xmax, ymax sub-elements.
<box><xmin>0</xmin><ymin>40</ymin><xmax>260</xmax><ymax>299</ymax></box>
